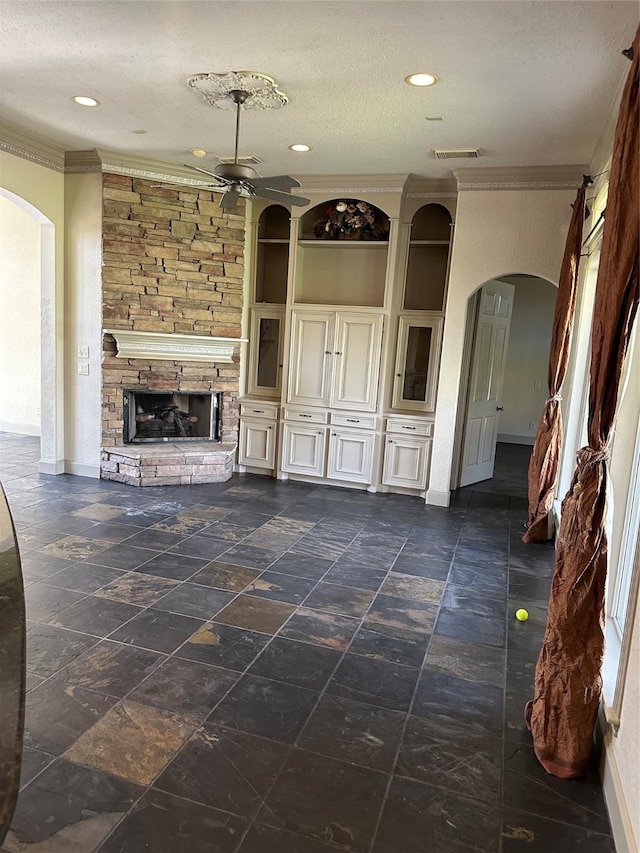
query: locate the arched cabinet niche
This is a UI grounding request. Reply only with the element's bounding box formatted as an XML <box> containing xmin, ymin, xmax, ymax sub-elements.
<box><xmin>246</xmin><ymin>204</ymin><xmax>289</xmax><ymax>399</ymax></box>
<box><xmin>294</xmin><ymin>198</ymin><xmax>390</xmax><ymax>307</ymax></box>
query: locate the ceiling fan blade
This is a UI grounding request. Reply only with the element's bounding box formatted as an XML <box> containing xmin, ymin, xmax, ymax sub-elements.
<box><xmin>220</xmin><ymin>187</ymin><xmax>241</xmax><ymax>210</ymax></box>
<box><xmin>252</xmin><ymin>186</ymin><xmax>310</xmax><ymax>207</ymax></box>
<box><xmin>185</xmin><ymin>164</ymin><xmax>231</xmax><ymax>184</ymax></box>
<box><xmin>250</xmin><ymin>175</ymin><xmax>301</xmax><ymax>189</ymax></box>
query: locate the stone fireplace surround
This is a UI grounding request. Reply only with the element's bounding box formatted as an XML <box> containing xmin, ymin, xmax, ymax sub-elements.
<box><xmin>99</xmin><ymin>173</ymin><xmax>246</xmax><ymax>486</ymax></box>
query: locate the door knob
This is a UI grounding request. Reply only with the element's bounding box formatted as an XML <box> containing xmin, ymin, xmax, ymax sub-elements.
<box><xmin>496</xmin><ymin>406</ymin><xmax>504</xmax><ymax>411</ymax></box>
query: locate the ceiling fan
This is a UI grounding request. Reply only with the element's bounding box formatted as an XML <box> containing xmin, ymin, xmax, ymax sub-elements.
<box><xmin>186</xmin><ymin>89</ymin><xmax>310</xmax><ymax>211</ymax></box>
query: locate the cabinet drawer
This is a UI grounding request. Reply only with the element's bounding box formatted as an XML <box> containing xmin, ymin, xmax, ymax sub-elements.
<box><xmin>241</xmin><ymin>403</ymin><xmax>278</xmax><ymax>420</ymax></box>
<box><xmin>331</xmin><ymin>413</ymin><xmax>377</xmax><ymax>430</ymax></box>
<box><xmin>382</xmin><ymin>435</ymin><xmax>431</xmax><ymax>489</ymax></box>
<box><xmin>284</xmin><ymin>408</ymin><xmax>328</xmax><ymax>425</ymax></box>
<box><xmin>386</xmin><ymin>417</ymin><xmax>433</xmax><ymax>437</ymax></box>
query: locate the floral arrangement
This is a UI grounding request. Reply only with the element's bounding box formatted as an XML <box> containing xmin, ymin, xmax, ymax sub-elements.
<box><xmin>313</xmin><ymin>199</ymin><xmax>387</xmax><ymax>240</ymax></box>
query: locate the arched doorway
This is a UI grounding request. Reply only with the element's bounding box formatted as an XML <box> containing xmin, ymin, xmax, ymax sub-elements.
<box><xmin>453</xmin><ymin>273</ymin><xmax>557</xmax><ymax>490</ymax></box>
<box><xmin>0</xmin><ymin>188</ymin><xmax>58</xmax><ymax>472</ymax></box>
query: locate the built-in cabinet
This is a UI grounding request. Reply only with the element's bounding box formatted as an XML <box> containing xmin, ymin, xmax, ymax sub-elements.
<box><xmin>238</xmin><ymin>192</ymin><xmax>454</xmax><ymax>495</ymax></box>
<box><xmin>287</xmin><ymin>311</ymin><xmax>383</xmax><ymax>411</ymax></box>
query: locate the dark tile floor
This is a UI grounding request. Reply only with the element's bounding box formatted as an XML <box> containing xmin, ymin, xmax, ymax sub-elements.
<box><xmin>0</xmin><ymin>433</ymin><xmax>615</xmax><ymax>852</ymax></box>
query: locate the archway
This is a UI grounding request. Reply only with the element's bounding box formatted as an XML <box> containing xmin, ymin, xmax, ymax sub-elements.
<box><xmin>0</xmin><ymin>188</ymin><xmax>58</xmax><ymax>472</ymax></box>
<box><xmin>452</xmin><ymin>273</ymin><xmax>558</xmax><ymax>491</ymax></box>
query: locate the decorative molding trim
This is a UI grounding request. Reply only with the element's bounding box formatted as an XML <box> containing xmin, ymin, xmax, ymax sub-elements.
<box><xmin>406</xmin><ymin>192</ymin><xmax>458</xmax><ymax>199</ymax></box>
<box><xmin>294</xmin><ymin>186</ymin><xmax>405</xmax><ymax>195</ymax></box>
<box><xmin>65</xmin><ymin>149</ymin><xmax>102</xmax><ymax>173</ymax></box>
<box><xmin>38</xmin><ymin>460</ymin><xmax>65</xmax><ymax>475</ymax></box>
<box><xmin>600</xmin><ymin>718</ymin><xmax>639</xmax><ymax>853</ymax></box>
<box><xmin>0</xmin><ymin>123</ymin><xmax>65</xmax><ymax>171</ymax></box>
<box><xmin>0</xmin><ymin>421</ymin><xmax>40</xmax><ymax>437</ymax></box>
<box><xmin>64</xmin><ymin>461</ymin><xmax>100</xmax><ymax>479</ymax></box>
<box><xmin>99</xmin><ymin>157</ymin><xmax>225</xmax><ymax>189</ymax></box>
<box><xmin>425</xmin><ymin>488</ymin><xmax>451</xmax><ymax>507</ymax></box>
<box><xmin>104</xmin><ymin>329</ymin><xmax>248</xmax><ymax>363</ymax></box>
<box><xmin>454</xmin><ymin>165</ymin><xmax>588</xmax><ymax>191</ymax></box>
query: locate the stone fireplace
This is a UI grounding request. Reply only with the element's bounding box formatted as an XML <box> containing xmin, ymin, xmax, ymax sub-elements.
<box><xmin>99</xmin><ymin>173</ymin><xmax>246</xmax><ymax>486</ymax></box>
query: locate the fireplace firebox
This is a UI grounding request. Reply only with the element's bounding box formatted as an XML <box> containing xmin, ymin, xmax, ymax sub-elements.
<box><xmin>123</xmin><ymin>391</ymin><xmax>221</xmax><ymax>444</ymax></box>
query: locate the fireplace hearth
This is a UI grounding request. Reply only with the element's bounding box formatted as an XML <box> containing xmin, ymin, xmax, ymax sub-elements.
<box><xmin>123</xmin><ymin>391</ymin><xmax>221</xmax><ymax>444</ymax></box>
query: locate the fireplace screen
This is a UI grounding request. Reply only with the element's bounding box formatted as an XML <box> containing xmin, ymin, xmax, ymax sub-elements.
<box><xmin>123</xmin><ymin>391</ymin><xmax>220</xmax><ymax>443</ymax></box>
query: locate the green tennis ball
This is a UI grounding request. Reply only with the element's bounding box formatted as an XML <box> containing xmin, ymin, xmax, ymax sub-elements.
<box><xmin>515</xmin><ymin>608</ymin><xmax>529</xmax><ymax>621</ymax></box>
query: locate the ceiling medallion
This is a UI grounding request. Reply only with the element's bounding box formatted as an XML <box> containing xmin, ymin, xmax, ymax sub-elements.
<box><xmin>187</xmin><ymin>71</ymin><xmax>288</xmax><ymax>110</ymax></box>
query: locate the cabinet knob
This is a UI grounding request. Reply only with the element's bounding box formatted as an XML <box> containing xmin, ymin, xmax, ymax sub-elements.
<box><xmin>318</xmin><ymin>431</ymin><xmax>323</xmax><ymax>435</ymax></box>
<box><xmin>324</xmin><ymin>351</ymin><xmax>332</xmax><ymax>355</ymax></box>
<box><xmin>496</xmin><ymin>406</ymin><xmax>504</xmax><ymax>411</ymax></box>
<box><xmin>335</xmin><ymin>351</ymin><xmax>342</xmax><ymax>356</ymax></box>
<box><xmin>396</xmin><ymin>374</ymin><xmax>402</xmax><ymax>378</ymax></box>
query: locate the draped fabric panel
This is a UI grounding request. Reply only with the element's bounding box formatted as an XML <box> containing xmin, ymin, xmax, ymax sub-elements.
<box><xmin>526</xmin><ymin>31</ymin><xmax>639</xmax><ymax>779</ymax></box>
<box><xmin>523</xmin><ymin>179</ymin><xmax>590</xmax><ymax>543</ymax></box>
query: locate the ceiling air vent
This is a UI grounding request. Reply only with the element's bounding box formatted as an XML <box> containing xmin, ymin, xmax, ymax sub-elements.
<box><xmin>216</xmin><ymin>154</ymin><xmax>263</xmax><ymax>166</ymax></box>
<box><xmin>433</xmin><ymin>148</ymin><xmax>480</xmax><ymax>160</ymax></box>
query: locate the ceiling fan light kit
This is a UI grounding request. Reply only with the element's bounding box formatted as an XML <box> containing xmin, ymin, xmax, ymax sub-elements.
<box><xmin>185</xmin><ymin>71</ymin><xmax>309</xmax><ymax>210</ymax></box>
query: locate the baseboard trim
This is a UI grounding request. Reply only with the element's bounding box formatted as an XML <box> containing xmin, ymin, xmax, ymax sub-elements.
<box><xmin>600</xmin><ymin>713</ymin><xmax>638</xmax><ymax>853</ymax></box>
<box><xmin>497</xmin><ymin>433</ymin><xmax>535</xmax><ymax>446</ymax></box>
<box><xmin>38</xmin><ymin>459</ymin><xmax>65</xmax><ymax>475</ymax></box>
<box><xmin>0</xmin><ymin>421</ymin><xmax>41</xmax><ymax>437</ymax></box>
<box><xmin>426</xmin><ymin>488</ymin><xmax>450</xmax><ymax>507</ymax></box>
<box><xmin>64</xmin><ymin>461</ymin><xmax>100</xmax><ymax>478</ymax></box>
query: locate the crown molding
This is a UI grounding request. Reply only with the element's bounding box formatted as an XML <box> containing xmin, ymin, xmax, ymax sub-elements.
<box><xmin>96</xmin><ymin>150</ymin><xmax>226</xmax><ymax>189</ymax></box>
<box><xmin>65</xmin><ymin>150</ymin><xmax>102</xmax><ymax>172</ymax></box>
<box><xmin>403</xmin><ymin>174</ymin><xmax>458</xmax><ymax>197</ymax></box>
<box><xmin>454</xmin><ymin>165</ymin><xmax>588</xmax><ymax>190</ymax></box>
<box><xmin>0</xmin><ymin>122</ymin><xmax>65</xmax><ymax>171</ymax></box>
<box><xmin>296</xmin><ymin>173</ymin><xmax>409</xmax><ymax>194</ymax></box>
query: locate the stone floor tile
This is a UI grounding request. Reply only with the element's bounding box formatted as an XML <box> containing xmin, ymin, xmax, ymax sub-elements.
<box><xmin>97</xmin><ymin>787</ymin><xmax>247</xmax><ymax>853</ymax></box>
<box><xmin>151</xmin><ymin>581</ymin><xmax>234</xmax><ymax>620</ymax></box>
<box><xmin>209</xmin><ymin>674</ymin><xmax>318</xmax><ymax>743</ymax></box>
<box><xmin>248</xmin><ymin>636</ymin><xmax>341</xmax><ymax>691</ymax></box>
<box><xmin>214</xmin><ymin>594</ymin><xmax>295</xmax><ymax>634</ymax></box>
<box><xmin>177</xmin><ymin>621</ymin><xmax>270</xmax><ymax>671</ymax></box>
<box><xmin>327</xmin><ymin>653</ymin><xmax>420</xmax><ymax>712</ymax></box>
<box><xmin>278</xmin><ymin>607</ymin><xmax>359</xmax><ymax>651</ymax></box>
<box><xmin>501</xmin><ymin>808</ymin><xmax>616</xmax><ymax>852</ymax></box>
<box><xmin>303</xmin><ymin>582</ymin><xmax>375</xmax><ymax>618</ymax></box>
<box><xmin>258</xmin><ymin>748</ymin><xmax>388</xmax><ymax>852</ymax></box>
<box><xmin>191</xmin><ymin>561</ymin><xmax>262</xmax><ymax>591</ymax></box>
<box><xmin>154</xmin><ymin>722</ymin><xmax>289</xmax><ymax>816</ymax></box>
<box><xmin>109</xmin><ymin>609</ymin><xmax>204</xmax><ymax>654</ymax></box>
<box><xmin>61</xmin><ymin>639</ymin><xmax>163</xmax><ymax>697</ymax></box>
<box><xmin>64</xmin><ymin>699</ymin><xmax>197</xmax><ymax>786</ymax></box>
<box><xmin>412</xmin><ymin>670</ymin><xmax>504</xmax><ymax>736</ymax></box>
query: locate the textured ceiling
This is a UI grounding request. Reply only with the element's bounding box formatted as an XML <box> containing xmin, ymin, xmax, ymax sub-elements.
<box><xmin>0</xmin><ymin>1</ymin><xmax>637</xmax><ymax>179</ymax></box>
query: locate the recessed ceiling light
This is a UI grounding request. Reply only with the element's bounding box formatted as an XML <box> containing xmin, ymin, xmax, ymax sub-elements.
<box><xmin>189</xmin><ymin>148</ymin><xmax>208</xmax><ymax>158</ymax></box>
<box><xmin>405</xmin><ymin>73</ymin><xmax>439</xmax><ymax>88</ymax></box>
<box><xmin>72</xmin><ymin>95</ymin><xmax>100</xmax><ymax>107</ymax></box>
<box><xmin>289</xmin><ymin>143</ymin><xmax>311</xmax><ymax>152</ymax></box>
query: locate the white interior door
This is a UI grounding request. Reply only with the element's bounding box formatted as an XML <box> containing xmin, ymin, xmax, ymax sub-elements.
<box><xmin>459</xmin><ymin>281</ymin><xmax>515</xmax><ymax>487</ymax></box>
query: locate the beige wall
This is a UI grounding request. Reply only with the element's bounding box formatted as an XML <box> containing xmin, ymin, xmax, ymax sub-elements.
<box><xmin>0</xmin><ymin>151</ymin><xmax>65</xmax><ymax>470</ymax></box>
<box><xmin>64</xmin><ymin>171</ymin><xmax>103</xmax><ymax>475</ymax></box>
<box><xmin>0</xmin><ymin>196</ymin><xmax>41</xmax><ymax>434</ymax></box>
<box><xmin>427</xmin><ymin>186</ymin><xmax>572</xmax><ymax>504</ymax></box>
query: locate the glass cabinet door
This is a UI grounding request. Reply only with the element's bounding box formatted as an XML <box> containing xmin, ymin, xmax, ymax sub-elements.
<box><xmin>247</xmin><ymin>308</ymin><xmax>285</xmax><ymax>397</ymax></box>
<box><xmin>392</xmin><ymin>315</ymin><xmax>443</xmax><ymax>412</ymax></box>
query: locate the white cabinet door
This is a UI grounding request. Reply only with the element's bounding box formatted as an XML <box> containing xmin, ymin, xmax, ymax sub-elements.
<box><xmin>247</xmin><ymin>307</ymin><xmax>285</xmax><ymax>398</ymax></box>
<box><xmin>281</xmin><ymin>423</ymin><xmax>327</xmax><ymax>476</ymax></box>
<box><xmin>287</xmin><ymin>311</ymin><xmax>334</xmax><ymax>407</ymax></box>
<box><xmin>327</xmin><ymin>429</ymin><xmax>375</xmax><ymax>484</ymax></box>
<box><xmin>238</xmin><ymin>419</ymin><xmax>276</xmax><ymax>469</ymax></box>
<box><xmin>392</xmin><ymin>315</ymin><xmax>444</xmax><ymax>413</ymax></box>
<box><xmin>331</xmin><ymin>313</ymin><xmax>383</xmax><ymax>412</ymax></box>
<box><xmin>382</xmin><ymin>435</ymin><xmax>431</xmax><ymax>489</ymax></box>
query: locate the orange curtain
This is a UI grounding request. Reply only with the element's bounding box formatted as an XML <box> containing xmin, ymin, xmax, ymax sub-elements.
<box><xmin>526</xmin><ymin>31</ymin><xmax>639</xmax><ymax>779</ymax></box>
<box><xmin>523</xmin><ymin>178</ymin><xmax>590</xmax><ymax>543</ymax></box>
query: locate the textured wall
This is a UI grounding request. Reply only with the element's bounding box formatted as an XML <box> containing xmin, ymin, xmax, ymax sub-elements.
<box><xmin>0</xmin><ymin>195</ymin><xmax>41</xmax><ymax>433</ymax></box>
<box><xmin>427</xmin><ymin>187</ymin><xmax>572</xmax><ymax>503</ymax></box>
<box><xmin>101</xmin><ymin>174</ymin><xmax>245</xmax><ymax>449</ymax></box>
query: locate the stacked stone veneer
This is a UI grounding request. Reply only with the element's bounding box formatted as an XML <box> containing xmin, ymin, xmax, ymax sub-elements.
<box><xmin>100</xmin><ymin>173</ymin><xmax>245</xmax><ymax>485</ymax></box>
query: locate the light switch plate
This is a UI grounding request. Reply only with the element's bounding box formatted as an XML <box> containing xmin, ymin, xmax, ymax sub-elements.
<box><xmin>77</xmin><ymin>362</ymin><xmax>89</xmax><ymax>375</ymax></box>
<box><xmin>77</xmin><ymin>345</ymin><xmax>89</xmax><ymax>358</ymax></box>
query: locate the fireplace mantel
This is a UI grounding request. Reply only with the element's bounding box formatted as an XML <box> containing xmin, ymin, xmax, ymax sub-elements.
<box><xmin>104</xmin><ymin>329</ymin><xmax>248</xmax><ymax>363</ymax></box>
